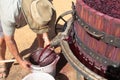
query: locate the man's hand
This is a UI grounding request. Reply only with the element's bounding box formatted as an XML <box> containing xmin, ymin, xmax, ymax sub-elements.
<box><xmin>19</xmin><ymin>60</ymin><xmax>31</xmax><ymax>70</ymax></box>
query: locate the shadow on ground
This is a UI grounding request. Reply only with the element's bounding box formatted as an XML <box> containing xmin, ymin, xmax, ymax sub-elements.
<box><xmin>55</xmin><ymin>53</ymin><xmax>69</xmax><ymax>80</ymax></box>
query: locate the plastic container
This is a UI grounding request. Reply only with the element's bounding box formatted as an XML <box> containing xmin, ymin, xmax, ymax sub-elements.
<box><xmin>30</xmin><ymin>55</ymin><xmax>60</xmax><ymax>76</ymax></box>
<box><xmin>22</xmin><ymin>72</ymin><xmax>55</xmax><ymax>80</ymax></box>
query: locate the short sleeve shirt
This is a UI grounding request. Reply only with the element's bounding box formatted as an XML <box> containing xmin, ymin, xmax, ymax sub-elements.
<box><xmin>0</xmin><ymin>0</ymin><xmax>22</xmax><ymax>36</ymax></box>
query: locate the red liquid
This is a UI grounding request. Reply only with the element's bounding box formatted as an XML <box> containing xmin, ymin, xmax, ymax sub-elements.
<box><xmin>83</xmin><ymin>0</ymin><xmax>120</xmax><ymax>19</ymax></box>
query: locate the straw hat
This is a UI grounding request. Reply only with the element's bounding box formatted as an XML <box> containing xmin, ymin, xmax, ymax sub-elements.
<box><xmin>21</xmin><ymin>0</ymin><xmax>55</xmax><ymax>34</ymax></box>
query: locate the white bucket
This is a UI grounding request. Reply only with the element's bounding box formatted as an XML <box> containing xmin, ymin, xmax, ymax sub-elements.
<box><xmin>30</xmin><ymin>55</ymin><xmax>60</xmax><ymax>76</ymax></box>
<box><xmin>22</xmin><ymin>72</ymin><xmax>55</xmax><ymax>80</ymax></box>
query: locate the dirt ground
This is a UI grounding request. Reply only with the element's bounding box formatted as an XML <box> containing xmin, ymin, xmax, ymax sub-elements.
<box><xmin>5</xmin><ymin>0</ymin><xmax>78</xmax><ymax>80</ymax></box>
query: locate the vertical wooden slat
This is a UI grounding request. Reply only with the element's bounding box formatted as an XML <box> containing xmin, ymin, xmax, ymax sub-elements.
<box><xmin>76</xmin><ymin>2</ymin><xmax>82</xmax><ymax>18</ymax></box>
<box><xmin>115</xmin><ymin>49</ymin><xmax>120</xmax><ymax>62</ymax></box>
<box><xmin>111</xmin><ymin>19</ymin><xmax>120</xmax><ymax>62</ymax></box>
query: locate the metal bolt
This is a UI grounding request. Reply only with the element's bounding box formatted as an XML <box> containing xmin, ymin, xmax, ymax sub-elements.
<box><xmin>110</xmin><ymin>40</ymin><xmax>113</xmax><ymax>42</ymax></box>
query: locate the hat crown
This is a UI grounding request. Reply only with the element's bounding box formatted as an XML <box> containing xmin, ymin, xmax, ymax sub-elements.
<box><xmin>31</xmin><ymin>0</ymin><xmax>54</xmax><ymax>25</ymax></box>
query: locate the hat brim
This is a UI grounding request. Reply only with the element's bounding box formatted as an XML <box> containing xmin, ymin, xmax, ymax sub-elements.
<box><xmin>31</xmin><ymin>25</ymin><xmax>49</xmax><ymax>34</ymax></box>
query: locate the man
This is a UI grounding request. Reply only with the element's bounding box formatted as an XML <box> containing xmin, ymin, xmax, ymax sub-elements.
<box><xmin>0</xmin><ymin>0</ymin><xmax>55</xmax><ymax>79</ymax></box>
<box><xmin>0</xmin><ymin>0</ymin><xmax>32</xmax><ymax>78</ymax></box>
<box><xmin>21</xmin><ymin>0</ymin><xmax>56</xmax><ymax>48</ymax></box>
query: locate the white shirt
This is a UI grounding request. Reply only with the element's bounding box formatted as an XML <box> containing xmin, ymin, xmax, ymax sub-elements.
<box><xmin>0</xmin><ymin>0</ymin><xmax>26</xmax><ymax>36</ymax></box>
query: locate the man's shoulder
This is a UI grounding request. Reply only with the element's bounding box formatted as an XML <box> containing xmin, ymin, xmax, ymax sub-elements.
<box><xmin>0</xmin><ymin>0</ymin><xmax>21</xmax><ymax>23</ymax></box>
